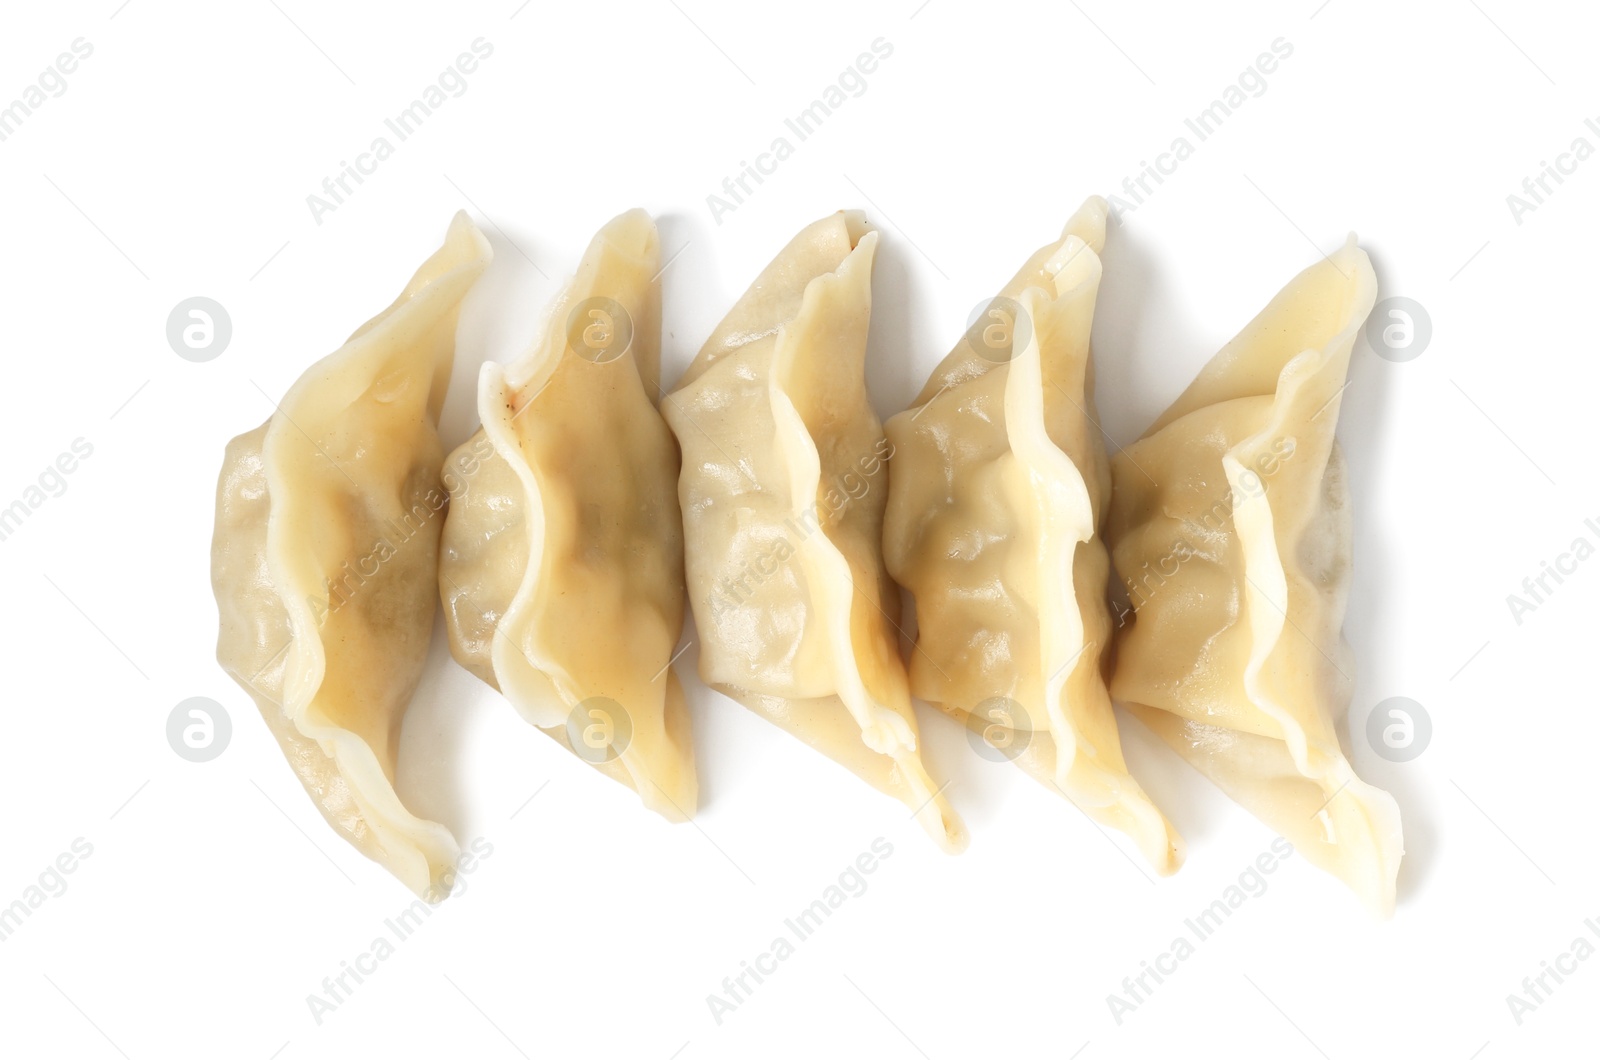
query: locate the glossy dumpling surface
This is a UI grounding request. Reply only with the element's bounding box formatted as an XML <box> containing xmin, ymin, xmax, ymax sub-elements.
<box><xmin>882</xmin><ymin>197</ymin><xmax>1181</xmax><ymax>874</ymax></box>
<box><xmin>438</xmin><ymin>209</ymin><xmax>696</xmax><ymax>818</ymax></box>
<box><xmin>211</xmin><ymin>212</ymin><xmax>491</xmax><ymax>901</ymax></box>
<box><xmin>1106</xmin><ymin>238</ymin><xmax>1402</xmax><ymax>913</ymax></box>
<box><xmin>664</xmin><ymin>212</ymin><xmax>966</xmax><ymax>851</ymax></box>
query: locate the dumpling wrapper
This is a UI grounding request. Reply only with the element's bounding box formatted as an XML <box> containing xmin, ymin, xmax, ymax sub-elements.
<box><xmin>883</xmin><ymin>196</ymin><xmax>1182</xmax><ymax>874</ymax></box>
<box><xmin>1106</xmin><ymin>237</ymin><xmax>1403</xmax><ymax>914</ymax></box>
<box><xmin>665</xmin><ymin>212</ymin><xmax>966</xmax><ymax>852</ymax></box>
<box><xmin>437</xmin><ymin>209</ymin><xmax>696</xmax><ymax>819</ymax></box>
<box><xmin>212</xmin><ymin>212</ymin><xmax>491</xmax><ymax>901</ymax></box>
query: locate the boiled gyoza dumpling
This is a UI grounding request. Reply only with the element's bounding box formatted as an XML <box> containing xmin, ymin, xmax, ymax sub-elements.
<box><xmin>211</xmin><ymin>212</ymin><xmax>491</xmax><ymax>901</ymax></box>
<box><xmin>882</xmin><ymin>197</ymin><xmax>1182</xmax><ymax>874</ymax></box>
<box><xmin>438</xmin><ymin>209</ymin><xmax>696</xmax><ymax>820</ymax></box>
<box><xmin>664</xmin><ymin>212</ymin><xmax>966</xmax><ymax>851</ymax></box>
<box><xmin>1105</xmin><ymin>237</ymin><xmax>1403</xmax><ymax>913</ymax></box>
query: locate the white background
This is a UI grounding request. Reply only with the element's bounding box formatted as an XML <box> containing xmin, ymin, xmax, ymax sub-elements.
<box><xmin>1</xmin><ymin>1</ymin><xmax>1594</xmax><ymax>1057</ymax></box>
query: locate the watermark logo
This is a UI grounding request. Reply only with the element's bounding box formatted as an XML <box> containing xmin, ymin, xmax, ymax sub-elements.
<box><xmin>167</xmin><ymin>297</ymin><xmax>232</xmax><ymax>362</ymax></box>
<box><xmin>307</xmin><ymin>491</ymin><xmax>449</xmax><ymax>623</ymax></box>
<box><xmin>1109</xmin><ymin>37</ymin><xmax>1294</xmax><ymax>220</ymax></box>
<box><xmin>1106</xmin><ymin>838</ymin><xmax>1294</xmax><ymax>1025</ymax></box>
<box><xmin>1363</xmin><ymin>296</ymin><xmax>1430</xmax><ymax>363</ymax></box>
<box><xmin>1505</xmin><ymin>517</ymin><xmax>1600</xmax><ymax>626</ymax></box>
<box><xmin>0</xmin><ymin>37</ymin><xmax>94</xmax><ymax>144</ymax></box>
<box><xmin>1506</xmin><ymin>916</ymin><xmax>1600</xmax><ymax>1026</ymax></box>
<box><xmin>705</xmin><ymin>837</ymin><xmax>895</xmax><ymax>1025</ymax></box>
<box><xmin>167</xmin><ymin>697</ymin><xmax>231</xmax><ymax>763</ymax></box>
<box><xmin>306</xmin><ymin>837</ymin><xmax>494</xmax><ymax>1024</ymax></box>
<box><xmin>1505</xmin><ymin>118</ymin><xmax>1600</xmax><ymax>226</ymax></box>
<box><xmin>306</xmin><ymin>38</ymin><xmax>494</xmax><ymax>225</ymax></box>
<box><xmin>1365</xmin><ymin>697</ymin><xmax>1431</xmax><ymax>763</ymax></box>
<box><xmin>1113</xmin><ymin>437</ymin><xmax>1295</xmax><ymax>628</ymax></box>
<box><xmin>705</xmin><ymin>439</ymin><xmax>893</xmax><ymax>622</ymax></box>
<box><xmin>0</xmin><ymin>837</ymin><xmax>93</xmax><ymax>944</ymax></box>
<box><xmin>0</xmin><ymin>437</ymin><xmax>94</xmax><ymax>545</ymax></box>
<box><xmin>706</xmin><ymin>37</ymin><xmax>894</xmax><ymax>224</ymax></box>
<box><xmin>565</xmin><ymin>697</ymin><xmax>632</xmax><ymax>764</ymax></box>
<box><xmin>964</xmin><ymin>295</ymin><xmax>1032</xmax><ymax>363</ymax></box>
<box><xmin>566</xmin><ymin>297</ymin><xmax>633</xmax><ymax>364</ymax></box>
<box><xmin>963</xmin><ymin>696</ymin><xmax>1032</xmax><ymax>762</ymax></box>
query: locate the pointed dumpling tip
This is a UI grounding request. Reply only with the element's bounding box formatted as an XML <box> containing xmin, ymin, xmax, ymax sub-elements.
<box><xmin>1325</xmin><ymin>232</ymin><xmax>1372</xmax><ymax>278</ymax></box>
<box><xmin>852</xmin><ymin>227</ymin><xmax>881</xmax><ymax>260</ymax></box>
<box><xmin>1058</xmin><ymin>196</ymin><xmax>1109</xmax><ymax>255</ymax></box>
<box><xmin>939</xmin><ymin>812</ymin><xmax>970</xmax><ymax>854</ymax></box>
<box><xmin>1079</xmin><ymin>194</ymin><xmax>1111</xmax><ymax>225</ymax></box>
<box><xmin>605</xmin><ymin>206</ymin><xmax>658</xmax><ymax>241</ymax></box>
<box><xmin>823</xmin><ymin>215</ymin><xmax>879</xmax><ymax>278</ymax></box>
<box><xmin>923</xmin><ymin>802</ymin><xmax>969</xmax><ymax>854</ymax></box>
<box><xmin>592</xmin><ymin>208</ymin><xmax>659</xmax><ymax>264</ymax></box>
<box><xmin>442</xmin><ymin>209</ymin><xmax>493</xmax><ymax>263</ymax></box>
<box><xmin>445</xmin><ymin>208</ymin><xmax>481</xmax><ymax>241</ymax></box>
<box><xmin>1324</xmin><ymin>235</ymin><xmax>1378</xmax><ymax>324</ymax></box>
<box><xmin>838</xmin><ymin>208</ymin><xmax>873</xmax><ymax>248</ymax></box>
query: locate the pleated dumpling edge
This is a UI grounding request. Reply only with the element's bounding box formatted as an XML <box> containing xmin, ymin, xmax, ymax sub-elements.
<box><xmin>883</xmin><ymin>196</ymin><xmax>1182</xmax><ymax>875</ymax></box>
<box><xmin>1108</xmin><ymin>235</ymin><xmax>1403</xmax><ymax>915</ymax></box>
<box><xmin>213</xmin><ymin>211</ymin><xmax>491</xmax><ymax>902</ymax></box>
<box><xmin>438</xmin><ymin>209</ymin><xmax>697</xmax><ymax>823</ymax></box>
<box><xmin>666</xmin><ymin>211</ymin><xmax>967</xmax><ymax>853</ymax></box>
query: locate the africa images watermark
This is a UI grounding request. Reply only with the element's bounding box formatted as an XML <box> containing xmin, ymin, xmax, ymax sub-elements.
<box><xmin>306</xmin><ymin>37</ymin><xmax>495</xmax><ymax>225</ymax></box>
<box><xmin>705</xmin><ymin>836</ymin><xmax>896</xmax><ymax>1025</ymax></box>
<box><xmin>0</xmin><ymin>837</ymin><xmax>95</xmax><ymax>944</ymax></box>
<box><xmin>1504</xmin><ymin>516</ymin><xmax>1600</xmax><ymax>626</ymax></box>
<box><xmin>1504</xmin><ymin>914</ymin><xmax>1600</xmax><ymax>1026</ymax></box>
<box><xmin>1504</xmin><ymin>117</ymin><xmax>1600</xmax><ymax>226</ymax></box>
<box><xmin>306</xmin><ymin>836</ymin><xmax>495</xmax><ymax>1025</ymax></box>
<box><xmin>304</xmin><ymin>433</ymin><xmax>495</xmax><ymax>623</ymax></box>
<box><xmin>1109</xmin><ymin>37</ymin><xmax>1294</xmax><ymax>220</ymax></box>
<box><xmin>0</xmin><ymin>37</ymin><xmax>94</xmax><ymax>144</ymax></box>
<box><xmin>0</xmin><ymin>437</ymin><xmax>95</xmax><ymax>545</ymax></box>
<box><xmin>704</xmin><ymin>437</ymin><xmax>893</xmax><ymax>623</ymax></box>
<box><xmin>1113</xmin><ymin>436</ymin><xmax>1296</xmax><ymax>627</ymax></box>
<box><xmin>311</xmin><ymin>291</ymin><xmax>633</xmax><ymax>619</ymax></box>
<box><xmin>1106</xmin><ymin>838</ymin><xmax>1295</xmax><ymax>1025</ymax></box>
<box><xmin>705</xmin><ymin>37</ymin><xmax>895</xmax><ymax>224</ymax></box>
